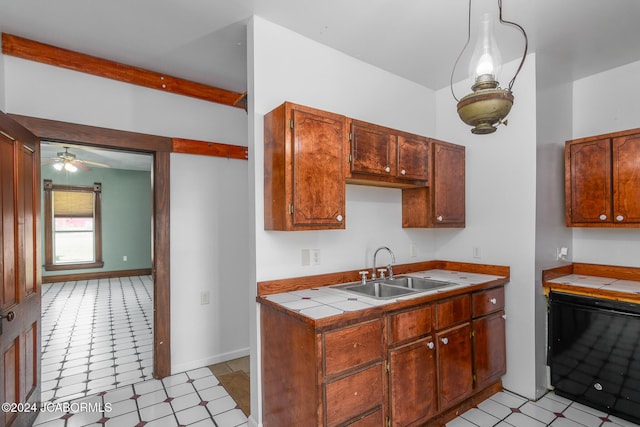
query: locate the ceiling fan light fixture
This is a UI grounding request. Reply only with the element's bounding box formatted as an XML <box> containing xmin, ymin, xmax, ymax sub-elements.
<box><xmin>450</xmin><ymin>0</ymin><xmax>528</xmax><ymax>134</ymax></box>
<box><xmin>53</xmin><ymin>162</ymin><xmax>64</xmax><ymax>171</ymax></box>
<box><xmin>64</xmin><ymin>162</ymin><xmax>78</xmax><ymax>173</ymax></box>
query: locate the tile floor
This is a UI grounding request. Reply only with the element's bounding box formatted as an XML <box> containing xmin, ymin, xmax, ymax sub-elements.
<box><xmin>36</xmin><ymin>276</ymin><xmax>248</xmax><ymax>426</ymax></box>
<box><xmin>41</xmin><ymin>276</ymin><xmax>155</xmax><ymax>403</ymax></box>
<box><xmin>447</xmin><ymin>389</ymin><xmax>640</xmax><ymax>427</ymax></box>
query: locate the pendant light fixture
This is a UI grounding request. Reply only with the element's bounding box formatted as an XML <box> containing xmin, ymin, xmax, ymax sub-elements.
<box><xmin>450</xmin><ymin>0</ymin><xmax>528</xmax><ymax>134</ymax></box>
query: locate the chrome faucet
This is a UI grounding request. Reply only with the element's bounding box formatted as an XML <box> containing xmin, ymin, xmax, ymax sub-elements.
<box><xmin>371</xmin><ymin>246</ymin><xmax>396</xmax><ymax>280</ymax></box>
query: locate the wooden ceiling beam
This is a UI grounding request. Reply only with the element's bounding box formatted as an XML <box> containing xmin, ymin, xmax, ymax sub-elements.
<box><xmin>1</xmin><ymin>33</ymin><xmax>247</xmax><ymax>109</ymax></box>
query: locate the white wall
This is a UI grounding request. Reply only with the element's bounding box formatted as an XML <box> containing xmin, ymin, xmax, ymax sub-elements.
<box><xmin>534</xmin><ymin>53</ymin><xmax>574</xmax><ymax>397</ymax></box>
<box><xmin>571</xmin><ymin>60</ymin><xmax>640</xmax><ymax>268</ymax></box>
<box><xmin>248</xmin><ymin>15</ymin><xmax>437</xmax><ymax>425</ymax></box>
<box><xmin>435</xmin><ymin>54</ymin><xmax>540</xmax><ymax>399</ymax></box>
<box><xmin>170</xmin><ymin>153</ymin><xmax>250</xmax><ymax>372</ymax></box>
<box><xmin>3</xmin><ymin>56</ymin><xmax>251</xmax><ymax>373</ymax></box>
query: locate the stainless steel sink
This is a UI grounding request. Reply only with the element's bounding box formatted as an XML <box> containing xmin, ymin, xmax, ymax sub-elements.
<box><xmin>382</xmin><ymin>276</ymin><xmax>456</xmax><ymax>291</ymax></box>
<box><xmin>333</xmin><ymin>281</ymin><xmax>418</xmax><ymax>299</ymax></box>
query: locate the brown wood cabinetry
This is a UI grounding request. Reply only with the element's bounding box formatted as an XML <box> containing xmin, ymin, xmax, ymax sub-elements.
<box><xmin>402</xmin><ymin>139</ymin><xmax>466</xmax><ymax>228</ymax></box>
<box><xmin>261</xmin><ymin>283</ymin><xmax>506</xmax><ymax>427</ymax></box>
<box><xmin>348</xmin><ymin>119</ymin><xmax>429</xmax><ymax>186</ymax></box>
<box><xmin>472</xmin><ymin>287</ymin><xmax>507</xmax><ymax>390</ymax></box>
<box><xmin>566</xmin><ymin>129</ymin><xmax>640</xmax><ymax>227</ymax></box>
<box><xmin>264</xmin><ymin>102</ymin><xmax>347</xmax><ymax>230</ymax></box>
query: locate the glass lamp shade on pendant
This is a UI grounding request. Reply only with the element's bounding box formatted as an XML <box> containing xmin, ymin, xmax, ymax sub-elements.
<box><xmin>457</xmin><ymin>12</ymin><xmax>512</xmax><ymax>134</ymax></box>
<box><xmin>451</xmin><ymin>0</ymin><xmax>528</xmax><ymax>135</ymax></box>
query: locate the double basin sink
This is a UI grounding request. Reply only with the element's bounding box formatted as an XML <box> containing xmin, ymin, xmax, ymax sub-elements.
<box><xmin>332</xmin><ymin>275</ymin><xmax>457</xmax><ymax>300</ymax></box>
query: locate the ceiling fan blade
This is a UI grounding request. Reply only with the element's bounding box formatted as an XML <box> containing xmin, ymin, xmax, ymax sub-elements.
<box><xmin>41</xmin><ymin>159</ymin><xmax>60</xmax><ymax>166</ymax></box>
<box><xmin>78</xmin><ymin>159</ymin><xmax>112</xmax><ymax>168</ymax></box>
<box><xmin>71</xmin><ymin>160</ymin><xmax>92</xmax><ymax>171</ymax></box>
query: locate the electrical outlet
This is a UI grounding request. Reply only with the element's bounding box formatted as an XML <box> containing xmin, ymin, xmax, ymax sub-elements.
<box><xmin>200</xmin><ymin>291</ymin><xmax>210</xmax><ymax>305</ymax></box>
<box><xmin>410</xmin><ymin>244</ymin><xmax>418</xmax><ymax>258</ymax></box>
<box><xmin>472</xmin><ymin>247</ymin><xmax>481</xmax><ymax>259</ymax></box>
<box><xmin>123</xmin><ymin>255</ymin><xmax>128</xmax><ymax>262</ymax></box>
<box><xmin>311</xmin><ymin>249</ymin><xmax>320</xmax><ymax>266</ymax></box>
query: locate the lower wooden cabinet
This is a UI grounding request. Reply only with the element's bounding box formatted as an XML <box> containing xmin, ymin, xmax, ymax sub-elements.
<box><xmin>437</xmin><ymin>323</ymin><xmax>473</xmax><ymax>410</ymax></box>
<box><xmin>261</xmin><ymin>284</ymin><xmax>506</xmax><ymax>427</ymax></box>
<box><xmin>389</xmin><ymin>338</ymin><xmax>437</xmax><ymax>426</ymax></box>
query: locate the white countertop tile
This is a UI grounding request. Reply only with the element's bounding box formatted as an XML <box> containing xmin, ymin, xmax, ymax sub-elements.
<box><xmin>547</xmin><ymin>274</ymin><xmax>640</xmax><ymax>295</ymax></box>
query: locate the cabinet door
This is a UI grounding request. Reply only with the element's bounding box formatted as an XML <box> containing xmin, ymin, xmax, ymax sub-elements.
<box><xmin>397</xmin><ymin>134</ymin><xmax>428</xmax><ymax>181</ymax></box>
<box><xmin>431</xmin><ymin>140</ymin><xmax>465</xmax><ymax>227</ymax></box>
<box><xmin>613</xmin><ymin>134</ymin><xmax>640</xmax><ymax>223</ymax></box>
<box><xmin>292</xmin><ymin>107</ymin><xmax>346</xmax><ymax>228</ymax></box>
<box><xmin>566</xmin><ymin>138</ymin><xmax>612</xmax><ymax>224</ymax></box>
<box><xmin>473</xmin><ymin>311</ymin><xmax>506</xmax><ymax>389</ymax></box>
<box><xmin>437</xmin><ymin>322</ymin><xmax>473</xmax><ymax>410</ymax></box>
<box><xmin>350</xmin><ymin>120</ymin><xmax>396</xmax><ymax>177</ymax></box>
<box><xmin>389</xmin><ymin>339</ymin><xmax>437</xmax><ymax>426</ymax></box>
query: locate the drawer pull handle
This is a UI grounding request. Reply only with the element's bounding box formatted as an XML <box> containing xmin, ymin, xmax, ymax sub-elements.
<box><xmin>490</xmin><ymin>298</ymin><xmax>497</xmax><ymax>305</ymax></box>
<box><xmin>441</xmin><ymin>337</ymin><xmax>449</xmax><ymax>345</ymax></box>
<box><xmin>427</xmin><ymin>342</ymin><xmax>434</xmax><ymax>350</ymax></box>
<box><xmin>354</xmin><ymin>391</ymin><xmax>358</xmax><ymax>396</ymax></box>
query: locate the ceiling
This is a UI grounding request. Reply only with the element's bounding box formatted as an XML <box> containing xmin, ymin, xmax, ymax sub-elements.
<box><xmin>4</xmin><ymin>0</ymin><xmax>640</xmax><ymax>172</ymax></box>
<box><xmin>41</xmin><ymin>141</ymin><xmax>152</xmax><ymax>172</ymax></box>
<box><xmin>1</xmin><ymin>0</ymin><xmax>640</xmax><ymax>95</ymax></box>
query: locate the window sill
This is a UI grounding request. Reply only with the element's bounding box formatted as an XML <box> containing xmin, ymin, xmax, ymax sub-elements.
<box><xmin>44</xmin><ymin>261</ymin><xmax>105</xmax><ymax>271</ymax></box>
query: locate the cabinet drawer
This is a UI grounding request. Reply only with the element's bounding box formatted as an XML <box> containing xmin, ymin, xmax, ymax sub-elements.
<box><xmin>435</xmin><ymin>294</ymin><xmax>470</xmax><ymax>329</ymax></box>
<box><xmin>324</xmin><ymin>319</ymin><xmax>382</xmax><ymax>376</ymax></box>
<box><xmin>389</xmin><ymin>305</ymin><xmax>432</xmax><ymax>344</ymax></box>
<box><xmin>472</xmin><ymin>286</ymin><xmax>505</xmax><ymax>317</ymax></box>
<box><xmin>325</xmin><ymin>365</ymin><xmax>383</xmax><ymax>427</ymax></box>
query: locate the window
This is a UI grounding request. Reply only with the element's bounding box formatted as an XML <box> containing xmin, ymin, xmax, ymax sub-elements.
<box><xmin>44</xmin><ymin>179</ymin><xmax>104</xmax><ymax>270</ymax></box>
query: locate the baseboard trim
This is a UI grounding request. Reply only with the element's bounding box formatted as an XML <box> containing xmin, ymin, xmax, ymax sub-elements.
<box><xmin>171</xmin><ymin>347</ymin><xmax>250</xmax><ymax>375</ymax></box>
<box><xmin>42</xmin><ymin>268</ymin><xmax>153</xmax><ymax>283</ymax></box>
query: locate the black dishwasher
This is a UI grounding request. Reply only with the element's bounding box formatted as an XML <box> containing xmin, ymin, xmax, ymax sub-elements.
<box><xmin>548</xmin><ymin>291</ymin><xmax>640</xmax><ymax>424</ymax></box>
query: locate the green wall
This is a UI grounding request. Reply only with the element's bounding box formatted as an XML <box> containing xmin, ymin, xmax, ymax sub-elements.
<box><xmin>41</xmin><ymin>166</ymin><xmax>152</xmax><ymax>277</ymax></box>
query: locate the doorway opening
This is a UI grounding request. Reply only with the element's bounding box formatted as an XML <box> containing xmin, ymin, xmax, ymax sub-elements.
<box><xmin>39</xmin><ymin>141</ymin><xmax>154</xmax><ymax>402</ymax></box>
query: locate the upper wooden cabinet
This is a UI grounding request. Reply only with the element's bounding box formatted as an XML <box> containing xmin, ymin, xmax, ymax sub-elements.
<box><xmin>402</xmin><ymin>139</ymin><xmax>466</xmax><ymax>228</ymax></box>
<box><xmin>566</xmin><ymin>129</ymin><xmax>640</xmax><ymax>227</ymax></box>
<box><xmin>264</xmin><ymin>102</ymin><xmax>347</xmax><ymax>230</ymax></box>
<box><xmin>348</xmin><ymin>119</ymin><xmax>429</xmax><ymax>186</ymax></box>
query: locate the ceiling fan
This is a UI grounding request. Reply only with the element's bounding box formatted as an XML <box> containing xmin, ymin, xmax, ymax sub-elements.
<box><xmin>42</xmin><ymin>147</ymin><xmax>111</xmax><ymax>172</ymax></box>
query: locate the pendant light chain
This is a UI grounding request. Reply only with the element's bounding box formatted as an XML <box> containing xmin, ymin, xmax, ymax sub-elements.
<box><xmin>450</xmin><ymin>0</ymin><xmax>472</xmax><ymax>103</ymax></box>
<box><xmin>497</xmin><ymin>0</ymin><xmax>529</xmax><ymax>92</ymax></box>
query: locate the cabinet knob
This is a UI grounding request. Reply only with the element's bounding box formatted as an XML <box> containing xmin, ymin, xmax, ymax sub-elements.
<box><xmin>502</xmin><ymin>314</ymin><xmax>507</xmax><ymax>320</ymax></box>
<box><xmin>336</xmin><ymin>214</ymin><xmax>343</xmax><ymax>222</ymax></box>
<box><xmin>427</xmin><ymin>342</ymin><xmax>434</xmax><ymax>350</ymax></box>
<box><xmin>385</xmin><ymin>166</ymin><xmax>391</xmax><ymax>173</ymax></box>
<box><xmin>437</xmin><ymin>215</ymin><xmax>443</xmax><ymax>222</ymax></box>
<box><xmin>616</xmin><ymin>215</ymin><xmax>624</xmax><ymax>222</ymax></box>
<box><xmin>441</xmin><ymin>337</ymin><xmax>449</xmax><ymax>345</ymax></box>
<box><xmin>490</xmin><ymin>298</ymin><xmax>497</xmax><ymax>305</ymax></box>
<box><xmin>599</xmin><ymin>214</ymin><xmax>607</xmax><ymax>221</ymax></box>
<box><xmin>401</xmin><ymin>169</ymin><xmax>406</xmax><ymax>175</ymax></box>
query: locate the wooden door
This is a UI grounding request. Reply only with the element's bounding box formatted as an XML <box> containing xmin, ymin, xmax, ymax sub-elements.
<box><xmin>397</xmin><ymin>134</ymin><xmax>428</xmax><ymax>181</ymax></box>
<box><xmin>431</xmin><ymin>141</ymin><xmax>465</xmax><ymax>227</ymax></box>
<box><xmin>291</xmin><ymin>107</ymin><xmax>345</xmax><ymax>228</ymax></box>
<box><xmin>436</xmin><ymin>322</ymin><xmax>472</xmax><ymax>410</ymax></box>
<box><xmin>472</xmin><ymin>311</ymin><xmax>506</xmax><ymax>389</ymax></box>
<box><xmin>612</xmin><ymin>134</ymin><xmax>640</xmax><ymax>223</ymax></box>
<box><xmin>566</xmin><ymin>138</ymin><xmax>612</xmax><ymax>224</ymax></box>
<box><xmin>0</xmin><ymin>112</ymin><xmax>40</xmax><ymax>427</ymax></box>
<box><xmin>389</xmin><ymin>338</ymin><xmax>437</xmax><ymax>426</ymax></box>
<box><xmin>350</xmin><ymin>120</ymin><xmax>396</xmax><ymax>177</ymax></box>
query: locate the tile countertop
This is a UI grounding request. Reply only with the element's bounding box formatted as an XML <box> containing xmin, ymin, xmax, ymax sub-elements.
<box><xmin>544</xmin><ymin>274</ymin><xmax>640</xmax><ymax>299</ymax></box>
<box><xmin>262</xmin><ymin>269</ymin><xmax>507</xmax><ymax>321</ymax></box>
